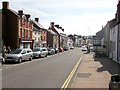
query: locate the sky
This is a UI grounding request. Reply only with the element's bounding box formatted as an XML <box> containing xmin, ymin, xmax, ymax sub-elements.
<box><xmin>0</xmin><ymin>0</ymin><xmax>118</xmax><ymax>36</ymax></box>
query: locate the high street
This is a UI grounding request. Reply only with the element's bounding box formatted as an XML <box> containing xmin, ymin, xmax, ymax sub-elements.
<box><xmin>2</xmin><ymin>48</ymin><xmax>82</xmax><ymax>88</ymax></box>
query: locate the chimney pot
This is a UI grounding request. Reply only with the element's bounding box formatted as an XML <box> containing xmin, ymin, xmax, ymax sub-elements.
<box><xmin>62</xmin><ymin>29</ymin><xmax>64</xmax><ymax>32</ymax></box>
<box><xmin>35</xmin><ymin>18</ymin><xmax>39</xmax><ymax>22</ymax></box>
<box><xmin>18</xmin><ymin>10</ymin><xmax>23</xmax><ymax>16</ymax></box>
<box><xmin>59</xmin><ymin>27</ymin><xmax>62</xmax><ymax>29</ymax></box>
<box><xmin>55</xmin><ymin>25</ymin><xmax>59</xmax><ymax>28</ymax></box>
<box><xmin>25</xmin><ymin>14</ymin><xmax>31</xmax><ymax>21</ymax></box>
<box><xmin>51</xmin><ymin>22</ymin><xmax>54</xmax><ymax>27</ymax></box>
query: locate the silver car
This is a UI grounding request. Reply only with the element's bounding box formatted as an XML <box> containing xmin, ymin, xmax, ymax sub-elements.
<box><xmin>33</xmin><ymin>47</ymin><xmax>48</xmax><ymax>58</ymax></box>
<box><xmin>0</xmin><ymin>53</ymin><xmax>3</xmax><ymax>62</ymax></box>
<box><xmin>0</xmin><ymin>53</ymin><xmax>3</xmax><ymax>67</ymax></box>
<box><xmin>5</xmin><ymin>48</ymin><xmax>33</xmax><ymax>63</ymax></box>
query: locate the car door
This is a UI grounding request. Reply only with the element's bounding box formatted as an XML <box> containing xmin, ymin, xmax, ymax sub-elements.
<box><xmin>42</xmin><ymin>48</ymin><xmax>47</xmax><ymax>57</ymax></box>
<box><xmin>40</xmin><ymin>48</ymin><xmax>44</xmax><ymax>57</ymax></box>
<box><xmin>26</xmin><ymin>50</ymin><xmax>32</xmax><ymax>60</ymax></box>
<box><xmin>21</xmin><ymin>50</ymin><xmax>27</xmax><ymax>60</ymax></box>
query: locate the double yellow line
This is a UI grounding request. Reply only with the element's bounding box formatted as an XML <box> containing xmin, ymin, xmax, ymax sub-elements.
<box><xmin>61</xmin><ymin>57</ymin><xmax>83</xmax><ymax>90</ymax></box>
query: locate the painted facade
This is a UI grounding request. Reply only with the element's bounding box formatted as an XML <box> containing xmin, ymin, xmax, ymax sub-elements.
<box><xmin>104</xmin><ymin>22</ymin><xmax>110</xmax><ymax>56</ymax></box>
<box><xmin>110</xmin><ymin>24</ymin><xmax>118</xmax><ymax>62</ymax></box>
<box><xmin>41</xmin><ymin>29</ymin><xmax>47</xmax><ymax>47</ymax></box>
<box><xmin>32</xmin><ymin>18</ymin><xmax>42</xmax><ymax>48</ymax></box>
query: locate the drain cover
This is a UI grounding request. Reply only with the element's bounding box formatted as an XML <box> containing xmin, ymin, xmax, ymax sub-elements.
<box><xmin>77</xmin><ymin>73</ymin><xmax>91</xmax><ymax>78</ymax></box>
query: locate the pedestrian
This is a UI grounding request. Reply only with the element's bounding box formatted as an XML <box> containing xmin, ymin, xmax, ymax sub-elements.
<box><xmin>7</xmin><ymin>46</ymin><xmax>11</xmax><ymax>54</ymax></box>
<box><xmin>2</xmin><ymin>45</ymin><xmax>7</xmax><ymax>62</ymax></box>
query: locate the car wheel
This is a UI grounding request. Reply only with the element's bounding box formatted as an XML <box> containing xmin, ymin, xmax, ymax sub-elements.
<box><xmin>2</xmin><ymin>58</ymin><xmax>5</xmax><ymax>64</ymax></box>
<box><xmin>29</xmin><ymin>56</ymin><xmax>32</xmax><ymax>61</ymax></box>
<box><xmin>39</xmin><ymin>54</ymin><xmax>41</xmax><ymax>58</ymax></box>
<box><xmin>109</xmin><ymin>85</ymin><xmax>111</xmax><ymax>90</ymax></box>
<box><xmin>18</xmin><ymin>58</ymin><xmax>22</xmax><ymax>63</ymax></box>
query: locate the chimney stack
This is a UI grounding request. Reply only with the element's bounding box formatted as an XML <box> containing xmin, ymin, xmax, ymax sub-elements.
<box><xmin>2</xmin><ymin>1</ymin><xmax>9</xmax><ymax>9</ymax></box>
<box><xmin>55</xmin><ymin>25</ymin><xmax>59</xmax><ymax>28</ymax></box>
<box><xmin>59</xmin><ymin>27</ymin><xmax>62</xmax><ymax>29</ymax></box>
<box><xmin>62</xmin><ymin>29</ymin><xmax>64</xmax><ymax>32</ymax></box>
<box><xmin>18</xmin><ymin>10</ymin><xmax>23</xmax><ymax>17</ymax></box>
<box><xmin>51</xmin><ymin>22</ymin><xmax>54</xmax><ymax>27</ymax></box>
<box><xmin>35</xmin><ymin>18</ymin><xmax>39</xmax><ymax>22</ymax></box>
<box><xmin>25</xmin><ymin>14</ymin><xmax>30</xmax><ymax>21</ymax></box>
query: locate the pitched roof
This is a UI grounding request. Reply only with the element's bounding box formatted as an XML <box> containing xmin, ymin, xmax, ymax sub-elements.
<box><xmin>54</xmin><ymin>27</ymin><xmax>64</xmax><ymax>35</ymax></box>
<box><xmin>47</xmin><ymin>29</ymin><xmax>57</xmax><ymax>35</ymax></box>
<box><xmin>9</xmin><ymin>9</ymin><xmax>20</xmax><ymax>17</ymax></box>
<box><xmin>96</xmin><ymin>29</ymin><xmax>104</xmax><ymax>39</ymax></box>
<box><xmin>108</xmin><ymin>18</ymin><xmax>117</xmax><ymax>29</ymax></box>
<box><xmin>32</xmin><ymin>20</ymin><xmax>44</xmax><ymax>29</ymax></box>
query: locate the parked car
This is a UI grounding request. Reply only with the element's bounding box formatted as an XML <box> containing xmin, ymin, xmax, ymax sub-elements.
<box><xmin>53</xmin><ymin>48</ymin><xmax>59</xmax><ymax>54</ymax></box>
<box><xmin>33</xmin><ymin>48</ymin><xmax>41</xmax><ymax>58</ymax></box>
<box><xmin>5</xmin><ymin>48</ymin><xmax>33</xmax><ymax>63</ymax></box>
<box><xmin>0</xmin><ymin>53</ymin><xmax>3</xmax><ymax>66</ymax></box>
<box><xmin>58</xmin><ymin>47</ymin><xmax>64</xmax><ymax>52</ymax></box>
<box><xmin>48</xmin><ymin>48</ymin><xmax>55</xmax><ymax>55</ymax></box>
<box><xmin>40</xmin><ymin>47</ymin><xmax>48</xmax><ymax>57</ymax></box>
<box><xmin>81</xmin><ymin>46</ymin><xmax>87</xmax><ymax>51</ymax></box>
<box><xmin>33</xmin><ymin>47</ymin><xmax>48</xmax><ymax>58</ymax></box>
<box><xmin>70</xmin><ymin>46</ymin><xmax>74</xmax><ymax>49</ymax></box>
<box><xmin>0</xmin><ymin>53</ymin><xmax>3</xmax><ymax>62</ymax></box>
<box><xmin>109</xmin><ymin>74</ymin><xmax>120</xmax><ymax>90</ymax></box>
<box><xmin>63</xmin><ymin>46</ymin><xmax>69</xmax><ymax>51</ymax></box>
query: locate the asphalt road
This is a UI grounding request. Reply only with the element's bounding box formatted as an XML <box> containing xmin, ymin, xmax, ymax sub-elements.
<box><xmin>2</xmin><ymin>48</ymin><xmax>82</xmax><ymax>88</ymax></box>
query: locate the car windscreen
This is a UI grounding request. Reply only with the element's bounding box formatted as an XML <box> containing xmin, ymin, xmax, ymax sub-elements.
<box><xmin>42</xmin><ymin>49</ymin><xmax>47</xmax><ymax>51</ymax></box>
<box><xmin>33</xmin><ymin>49</ymin><xmax>40</xmax><ymax>52</ymax></box>
<box><xmin>10</xmin><ymin>49</ymin><xmax>22</xmax><ymax>54</ymax></box>
<box><xmin>48</xmin><ymin>48</ymin><xmax>51</xmax><ymax>51</ymax></box>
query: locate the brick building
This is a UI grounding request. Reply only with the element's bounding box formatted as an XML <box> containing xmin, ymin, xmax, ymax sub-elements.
<box><xmin>50</xmin><ymin>22</ymin><xmax>60</xmax><ymax>48</ymax></box>
<box><xmin>47</xmin><ymin>28</ymin><xmax>58</xmax><ymax>48</ymax></box>
<box><xmin>41</xmin><ymin>29</ymin><xmax>47</xmax><ymax>47</ymax></box>
<box><xmin>2</xmin><ymin>2</ymin><xmax>33</xmax><ymax>49</ymax></box>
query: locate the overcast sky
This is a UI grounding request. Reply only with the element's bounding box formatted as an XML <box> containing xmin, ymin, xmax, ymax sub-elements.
<box><xmin>1</xmin><ymin>0</ymin><xmax>118</xmax><ymax>36</ymax></box>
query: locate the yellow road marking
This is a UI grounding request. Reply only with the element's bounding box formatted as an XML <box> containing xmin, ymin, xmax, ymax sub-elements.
<box><xmin>61</xmin><ymin>57</ymin><xmax>83</xmax><ymax>90</ymax></box>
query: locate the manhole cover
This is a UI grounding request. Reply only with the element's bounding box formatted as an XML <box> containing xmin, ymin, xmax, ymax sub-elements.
<box><xmin>77</xmin><ymin>73</ymin><xmax>91</xmax><ymax>78</ymax></box>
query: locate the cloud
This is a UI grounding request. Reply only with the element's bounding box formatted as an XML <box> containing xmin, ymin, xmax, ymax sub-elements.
<box><xmin>1</xmin><ymin>0</ymin><xmax>118</xmax><ymax>36</ymax></box>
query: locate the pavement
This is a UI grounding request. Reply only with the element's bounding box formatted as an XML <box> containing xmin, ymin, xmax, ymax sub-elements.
<box><xmin>70</xmin><ymin>52</ymin><xmax>120</xmax><ymax>89</ymax></box>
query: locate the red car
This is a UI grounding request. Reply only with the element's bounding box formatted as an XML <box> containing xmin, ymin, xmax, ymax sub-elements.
<box><xmin>58</xmin><ymin>47</ymin><xmax>64</xmax><ymax>52</ymax></box>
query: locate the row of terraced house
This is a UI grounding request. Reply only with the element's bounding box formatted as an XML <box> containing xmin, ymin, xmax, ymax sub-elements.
<box><xmin>0</xmin><ymin>1</ymin><xmax>69</xmax><ymax>51</ymax></box>
<box><xmin>93</xmin><ymin>0</ymin><xmax>120</xmax><ymax>63</ymax></box>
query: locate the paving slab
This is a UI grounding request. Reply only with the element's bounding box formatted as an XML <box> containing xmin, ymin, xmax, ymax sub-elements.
<box><xmin>70</xmin><ymin>52</ymin><xmax>120</xmax><ymax>89</ymax></box>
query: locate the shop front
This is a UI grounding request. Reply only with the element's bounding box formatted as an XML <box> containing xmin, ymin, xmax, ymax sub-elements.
<box><xmin>19</xmin><ymin>39</ymin><xmax>33</xmax><ymax>49</ymax></box>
